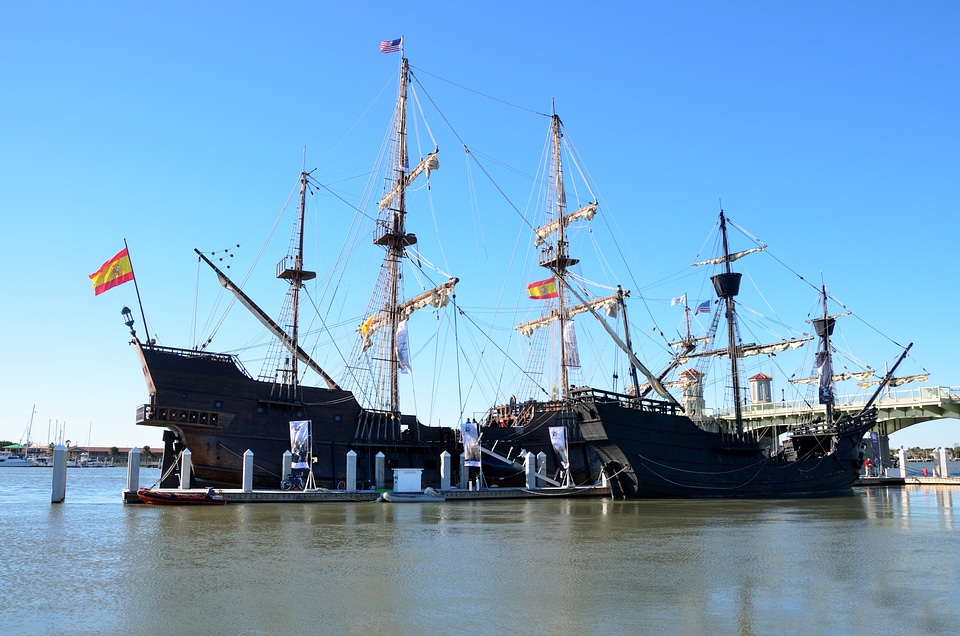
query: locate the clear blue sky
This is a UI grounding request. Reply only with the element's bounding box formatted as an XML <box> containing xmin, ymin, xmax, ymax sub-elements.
<box><xmin>2</xmin><ymin>1</ymin><xmax>958</xmax><ymax>450</ymax></box>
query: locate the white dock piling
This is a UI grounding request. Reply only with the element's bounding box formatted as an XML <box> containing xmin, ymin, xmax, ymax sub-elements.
<box><xmin>126</xmin><ymin>447</ymin><xmax>141</xmax><ymax>493</ymax></box>
<box><xmin>459</xmin><ymin>453</ymin><xmax>468</xmax><ymax>489</ymax></box>
<box><xmin>242</xmin><ymin>449</ymin><xmax>254</xmax><ymax>492</ymax></box>
<box><xmin>375</xmin><ymin>452</ymin><xmax>385</xmax><ymax>490</ymax></box>
<box><xmin>524</xmin><ymin>451</ymin><xmax>536</xmax><ymax>489</ymax></box>
<box><xmin>440</xmin><ymin>451</ymin><xmax>451</xmax><ymax>490</ymax></box>
<box><xmin>346</xmin><ymin>450</ymin><xmax>357</xmax><ymax>492</ymax></box>
<box><xmin>282</xmin><ymin>450</ymin><xmax>292</xmax><ymax>482</ymax></box>
<box><xmin>536</xmin><ymin>451</ymin><xmax>547</xmax><ymax>487</ymax></box>
<box><xmin>51</xmin><ymin>444</ymin><xmax>67</xmax><ymax>503</ymax></box>
<box><xmin>179</xmin><ymin>448</ymin><xmax>192</xmax><ymax>490</ymax></box>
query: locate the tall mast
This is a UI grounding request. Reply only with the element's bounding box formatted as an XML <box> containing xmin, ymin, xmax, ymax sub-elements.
<box><xmin>618</xmin><ymin>286</ymin><xmax>640</xmax><ymax>395</ymax></box>
<box><xmin>813</xmin><ymin>285</ymin><xmax>836</xmax><ymax>425</ymax></box>
<box><xmin>710</xmin><ymin>210</ymin><xmax>745</xmax><ymax>432</ymax></box>
<box><xmin>372</xmin><ymin>55</ymin><xmax>416</xmax><ymax>414</ymax></box>
<box><xmin>275</xmin><ymin>170</ymin><xmax>316</xmax><ymax>399</ymax></box>
<box><xmin>537</xmin><ymin>112</ymin><xmax>580</xmax><ymax>400</ymax></box>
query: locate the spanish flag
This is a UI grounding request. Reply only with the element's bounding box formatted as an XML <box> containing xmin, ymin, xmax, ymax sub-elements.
<box><xmin>527</xmin><ymin>277</ymin><xmax>559</xmax><ymax>300</ymax></box>
<box><xmin>89</xmin><ymin>248</ymin><xmax>135</xmax><ymax>296</ymax></box>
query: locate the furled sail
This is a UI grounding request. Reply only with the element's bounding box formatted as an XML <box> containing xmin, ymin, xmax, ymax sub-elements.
<box><xmin>360</xmin><ymin>277</ymin><xmax>458</xmax><ymax>350</ymax></box>
<box><xmin>534</xmin><ymin>202</ymin><xmax>597</xmax><ymax>247</ymax></box>
<box><xmin>678</xmin><ymin>336</ymin><xmax>811</xmax><ymax>363</ymax></box>
<box><xmin>377</xmin><ymin>151</ymin><xmax>439</xmax><ymax>211</ymax></box>
<box><xmin>692</xmin><ymin>245</ymin><xmax>766</xmax><ymax>267</ymax></box>
<box><xmin>516</xmin><ymin>291</ymin><xmax>621</xmax><ymax>337</ymax></box>
<box><xmin>858</xmin><ymin>373</ymin><xmax>929</xmax><ymax>388</ymax></box>
<box><xmin>790</xmin><ymin>370</ymin><xmax>875</xmax><ymax>385</ymax></box>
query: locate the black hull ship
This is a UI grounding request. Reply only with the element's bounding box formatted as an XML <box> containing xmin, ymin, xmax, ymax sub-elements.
<box><xmin>132</xmin><ymin>341</ymin><xmax>456</xmax><ymax>490</ymax></box>
<box><xmin>478</xmin><ymin>108</ymin><xmax>910</xmax><ymax>498</ymax></box>
<box><xmin>130</xmin><ymin>49</ymin><xmax>462</xmax><ymax>490</ymax></box>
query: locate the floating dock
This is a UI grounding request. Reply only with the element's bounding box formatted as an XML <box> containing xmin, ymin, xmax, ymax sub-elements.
<box><xmin>123</xmin><ymin>484</ymin><xmax>611</xmax><ymax>504</ymax></box>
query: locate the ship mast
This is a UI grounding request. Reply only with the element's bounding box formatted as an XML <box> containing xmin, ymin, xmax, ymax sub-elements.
<box><xmin>710</xmin><ymin>210</ymin><xmax>745</xmax><ymax>432</ymax></box>
<box><xmin>813</xmin><ymin>285</ymin><xmax>836</xmax><ymax>426</ymax></box>
<box><xmin>275</xmin><ymin>171</ymin><xmax>317</xmax><ymax>399</ymax></box>
<box><xmin>537</xmin><ymin>112</ymin><xmax>580</xmax><ymax>400</ymax></box>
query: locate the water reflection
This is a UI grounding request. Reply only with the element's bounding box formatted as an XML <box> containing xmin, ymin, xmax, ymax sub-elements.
<box><xmin>2</xmin><ymin>469</ymin><xmax>959</xmax><ymax>634</ymax></box>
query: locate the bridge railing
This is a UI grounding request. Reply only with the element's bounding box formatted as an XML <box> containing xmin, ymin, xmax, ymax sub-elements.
<box><xmin>722</xmin><ymin>385</ymin><xmax>960</xmax><ymax>420</ymax></box>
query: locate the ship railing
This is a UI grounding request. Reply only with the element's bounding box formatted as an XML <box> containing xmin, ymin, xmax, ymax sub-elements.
<box><xmin>143</xmin><ymin>344</ymin><xmax>252</xmax><ymax>379</ymax></box>
<box><xmin>136</xmin><ymin>404</ymin><xmax>220</xmax><ymax>427</ymax></box>
<box><xmin>572</xmin><ymin>386</ymin><xmax>683</xmax><ymax>416</ymax></box>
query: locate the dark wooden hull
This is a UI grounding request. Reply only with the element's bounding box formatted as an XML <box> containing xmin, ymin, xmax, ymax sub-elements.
<box><xmin>137</xmin><ymin>488</ymin><xmax>225</xmax><ymax>505</ymax></box>
<box><xmin>576</xmin><ymin>389</ymin><xmax>874</xmax><ymax>499</ymax></box>
<box><xmin>476</xmin><ymin>404</ymin><xmax>602</xmax><ymax>487</ymax></box>
<box><xmin>133</xmin><ymin>343</ymin><xmax>458</xmax><ymax>490</ymax></box>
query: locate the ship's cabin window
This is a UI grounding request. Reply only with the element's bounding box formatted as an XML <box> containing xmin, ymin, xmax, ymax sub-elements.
<box><xmin>214</xmin><ymin>400</ymin><xmax>223</xmax><ymax>409</ymax></box>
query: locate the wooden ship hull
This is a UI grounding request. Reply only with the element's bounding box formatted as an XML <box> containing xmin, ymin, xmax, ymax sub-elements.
<box><xmin>576</xmin><ymin>389</ymin><xmax>876</xmax><ymax>499</ymax></box>
<box><xmin>134</xmin><ymin>343</ymin><xmax>457</xmax><ymax>490</ymax></box>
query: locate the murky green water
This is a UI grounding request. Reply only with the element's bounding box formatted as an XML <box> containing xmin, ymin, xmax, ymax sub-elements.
<box><xmin>1</xmin><ymin>468</ymin><xmax>957</xmax><ymax>634</ymax></box>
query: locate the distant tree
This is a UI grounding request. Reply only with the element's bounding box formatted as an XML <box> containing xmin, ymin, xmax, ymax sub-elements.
<box><xmin>0</xmin><ymin>440</ymin><xmax>13</xmax><ymax>449</ymax></box>
<box><xmin>109</xmin><ymin>447</ymin><xmax>119</xmax><ymax>465</ymax></box>
<box><xmin>141</xmin><ymin>445</ymin><xmax>154</xmax><ymax>464</ymax></box>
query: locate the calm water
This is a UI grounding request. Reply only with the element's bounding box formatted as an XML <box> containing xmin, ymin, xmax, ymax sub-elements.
<box><xmin>2</xmin><ymin>467</ymin><xmax>959</xmax><ymax>635</ymax></box>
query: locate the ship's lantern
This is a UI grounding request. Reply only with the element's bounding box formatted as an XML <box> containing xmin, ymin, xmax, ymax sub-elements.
<box><xmin>121</xmin><ymin>306</ymin><xmax>136</xmax><ymax>337</ymax></box>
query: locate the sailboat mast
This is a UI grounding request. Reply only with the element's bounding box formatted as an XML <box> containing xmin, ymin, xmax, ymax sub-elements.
<box><xmin>712</xmin><ymin>210</ymin><xmax>745</xmax><ymax>432</ymax></box>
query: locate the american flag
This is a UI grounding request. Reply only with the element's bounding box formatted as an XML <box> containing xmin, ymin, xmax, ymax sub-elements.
<box><xmin>380</xmin><ymin>38</ymin><xmax>401</xmax><ymax>54</ymax></box>
<box><xmin>695</xmin><ymin>300</ymin><xmax>711</xmax><ymax>314</ymax></box>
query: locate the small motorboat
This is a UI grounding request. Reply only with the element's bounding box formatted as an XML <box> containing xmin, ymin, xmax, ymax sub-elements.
<box><xmin>137</xmin><ymin>488</ymin><xmax>226</xmax><ymax>505</ymax></box>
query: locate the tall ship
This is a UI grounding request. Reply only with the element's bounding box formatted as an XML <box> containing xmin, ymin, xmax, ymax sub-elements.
<box><xmin>466</xmin><ymin>107</ymin><xmax>917</xmax><ymax>498</ymax></box>
<box><xmin>568</xmin><ymin>209</ymin><xmax>911</xmax><ymax>498</ymax></box>
<box><xmin>129</xmin><ymin>48</ymin><xmax>459</xmax><ymax>489</ymax></box>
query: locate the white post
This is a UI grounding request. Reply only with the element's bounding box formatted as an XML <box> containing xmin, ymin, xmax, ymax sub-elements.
<box><xmin>242</xmin><ymin>449</ymin><xmax>254</xmax><ymax>492</ymax></box>
<box><xmin>51</xmin><ymin>444</ymin><xmax>67</xmax><ymax>503</ymax></box>
<box><xmin>346</xmin><ymin>450</ymin><xmax>357</xmax><ymax>492</ymax></box>
<box><xmin>897</xmin><ymin>447</ymin><xmax>907</xmax><ymax>478</ymax></box>
<box><xmin>937</xmin><ymin>447</ymin><xmax>949</xmax><ymax>478</ymax></box>
<box><xmin>126</xmin><ymin>447</ymin><xmax>141</xmax><ymax>493</ymax></box>
<box><xmin>179</xmin><ymin>448</ymin><xmax>192</xmax><ymax>490</ymax></box>
<box><xmin>375</xmin><ymin>452</ymin><xmax>385</xmax><ymax>490</ymax></box>
<box><xmin>536</xmin><ymin>451</ymin><xmax>547</xmax><ymax>488</ymax></box>
<box><xmin>524</xmin><ymin>451</ymin><xmax>536</xmax><ymax>489</ymax></box>
<box><xmin>459</xmin><ymin>453</ymin><xmax>468</xmax><ymax>489</ymax></box>
<box><xmin>282</xmin><ymin>450</ymin><xmax>292</xmax><ymax>481</ymax></box>
<box><xmin>440</xmin><ymin>451</ymin><xmax>451</xmax><ymax>490</ymax></box>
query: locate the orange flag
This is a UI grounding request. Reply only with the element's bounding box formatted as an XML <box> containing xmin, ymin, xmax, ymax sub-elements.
<box><xmin>89</xmin><ymin>248</ymin><xmax>134</xmax><ymax>296</ymax></box>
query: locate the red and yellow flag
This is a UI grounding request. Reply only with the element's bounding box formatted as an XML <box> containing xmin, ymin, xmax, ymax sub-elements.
<box><xmin>89</xmin><ymin>248</ymin><xmax>134</xmax><ymax>296</ymax></box>
<box><xmin>526</xmin><ymin>277</ymin><xmax>559</xmax><ymax>300</ymax></box>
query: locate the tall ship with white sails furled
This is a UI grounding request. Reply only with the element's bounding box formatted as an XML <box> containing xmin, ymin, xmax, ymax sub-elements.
<box><xmin>129</xmin><ymin>44</ymin><xmax>458</xmax><ymax>489</ymax></box>
<box><xmin>469</xmin><ymin>104</ymin><xmax>916</xmax><ymax>498</ymax></box>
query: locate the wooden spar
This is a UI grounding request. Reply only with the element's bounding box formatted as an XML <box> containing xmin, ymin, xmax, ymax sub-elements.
<box><xmin>194</xmin><ymin>249</ymin><xmax>342</xmax><ymax>391</ymax></box>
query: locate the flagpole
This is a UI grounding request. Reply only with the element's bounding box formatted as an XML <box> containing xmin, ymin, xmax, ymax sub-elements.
<box><xmin>123</xmin><ymin>238</ymin><xmax>151</xmax><ymax>345</ymax></box>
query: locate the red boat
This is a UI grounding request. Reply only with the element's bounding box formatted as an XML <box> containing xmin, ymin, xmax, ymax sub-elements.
<box><xmin>137</xmin><ymin>488</ymin><xmax>226</xmax><ymax>505</ymax></box>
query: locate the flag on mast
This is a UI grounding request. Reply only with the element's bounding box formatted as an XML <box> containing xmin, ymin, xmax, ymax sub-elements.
<box><xmin>89</xmin><ymin>248</ymin><xmax>134</xmax><ymax>296</ymax></box>
<box><xmin>527</xmin><ymin>277</ymin><xmax>559</xmax><ymax>300</ymax></box>
<box><xmin>380</xmin><ymin>38</ymin><xmax>401</xmax><ymax>54</ymax></box>
<box><xmin>695</xmin><ymin>300</ymin><xmax>711</xmax><ymax>314</ymax></box>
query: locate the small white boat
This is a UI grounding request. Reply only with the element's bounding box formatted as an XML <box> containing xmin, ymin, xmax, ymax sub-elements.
<box><xmin>0</xmin><ymin>454</ymin><xmax>36</xmax><ymax>468</ymax></box>
<box><xmin>379</xmin><ymin>488</ymin><xmax>445</xmax><ymax>503</ymax></box>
